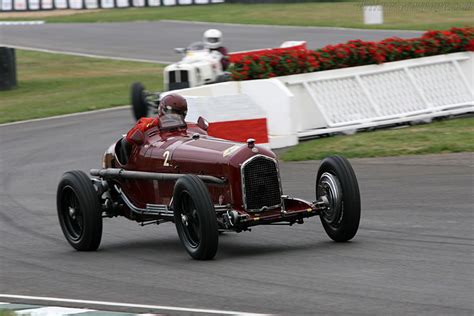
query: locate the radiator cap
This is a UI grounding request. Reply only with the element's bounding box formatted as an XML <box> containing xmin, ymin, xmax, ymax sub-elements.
<box><xmin>247</xmin><ymin>138</ymin><xmax>255</xmax><ymax>149</ymax></box>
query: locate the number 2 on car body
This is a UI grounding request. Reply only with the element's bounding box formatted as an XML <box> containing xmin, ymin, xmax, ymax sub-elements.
<box><xmin>163</xmin><ymin>150</ymin><xmax>171</xmax><ymax>167</ymax></box>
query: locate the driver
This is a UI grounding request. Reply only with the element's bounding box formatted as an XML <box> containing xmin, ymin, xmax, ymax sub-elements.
<box><xmin>203</xmin><ymin>29</ymin><xmax>229</xmax><ymax>70</ymax></box>
<box><xmin>158</xmin><ymin>93</ymin><xmax>188</xmax><ymax>118</ymax></box>
<box><xmin>125</xmin><ymin>94</ymin><xmax>188</xmax><ymax>146</ymax></box>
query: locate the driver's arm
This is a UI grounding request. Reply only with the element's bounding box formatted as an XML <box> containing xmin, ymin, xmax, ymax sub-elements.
<box><xmin>217</xmin><ymin>47</ymin><xmax>229</xmax><ymax>70</ymax></box>
<box><xmin>126</xmin><ymin>117</ymin><xmax>157</xmax><ymax>145</ymax></box>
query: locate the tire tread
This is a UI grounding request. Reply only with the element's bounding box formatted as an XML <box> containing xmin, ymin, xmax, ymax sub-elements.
<box><xmin>57</xmin><ymin>170</ymin><xmax>102</xmax><ymax>251</ymax></box>
<box><xmin>317</xmin><ymin>156</ymin><xmax>360</xmax><ymax>242</ymax></box>
<box><xmin>173</xmin><ymin>175</ymin><xmax>218</xmax><ymax>260</ymax></box>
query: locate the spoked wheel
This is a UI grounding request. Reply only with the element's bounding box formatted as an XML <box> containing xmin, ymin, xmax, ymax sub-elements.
<box><xmin>173</xmin><ymin>175</ymin><xmax>218</xmax><ymax>260</ymax></box>
<box><xmin>131</xmin><ymin>82</ymin><xmax>149</xmax><ymax>121</ymax></box>
<box><xmin>57</xmin><ymin>170</ymin><xmax>103</xmax><ymax>251</ymax></box>
<box><xmin>316</xmin><ymin>156</ymin><xmax>360</xmax><ymax>242</ymax></box>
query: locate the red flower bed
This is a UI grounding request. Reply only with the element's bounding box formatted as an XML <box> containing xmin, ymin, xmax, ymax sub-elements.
<box><xmin>229</xmin><ymin>27</ymin><xmax>474</xmax><ymax>81</ymax></box>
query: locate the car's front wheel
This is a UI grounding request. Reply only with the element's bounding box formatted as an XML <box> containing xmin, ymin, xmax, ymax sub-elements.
<box><xmin>316</xmin><ymin>155</ymin><xmax>360</xmax><ymax>242</ymax></box>
<box><xmin>173</xmin><ymin>175</ymin><xmax>218</xmax><ymax>260</ymax></box>
<box><xmin>57</xmin><ymin>170</ymin><xmax>103</xmax><ymax>251</ymax></box>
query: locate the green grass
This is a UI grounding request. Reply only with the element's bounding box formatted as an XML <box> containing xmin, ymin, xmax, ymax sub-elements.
<box><xmin>281</xmin><ymin>117</ymin><xmax>474</xmax><ymax>161</ymax></box>
<box><xmin>0</xmin><ymin>50</ymin><xmax>164</xmax><ymax>124</ymax></box>
<box><xmin>2</xmin><ymin>1</ymin><xmax>472</xmax><ymax>30</ymax></box>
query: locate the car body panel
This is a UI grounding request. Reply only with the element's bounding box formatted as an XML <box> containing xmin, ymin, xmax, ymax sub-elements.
<box><xmin>100</xmin><ymin>114</ymin><xmax>322</xmax><ymax>231</ymax></box>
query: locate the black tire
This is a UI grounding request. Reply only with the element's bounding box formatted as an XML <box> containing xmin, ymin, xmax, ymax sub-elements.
<box><xmin>57</xmin><ymin>170</ymin><xmax>103</xmax><ymax>251</ymax></box>
<box><xmin>131</xmin><ymin>82</ymin><xmax>148</xmax><ymax>121</ymax></box>
<box><xmin>316</xmin><ymin>155</ymin><xmax>360</xmax><ymax>242</ymax></box>
<box><xmin>173</xmin><ymin>175</ymin><xmax>218</xmax><ymax>260</ymax></box>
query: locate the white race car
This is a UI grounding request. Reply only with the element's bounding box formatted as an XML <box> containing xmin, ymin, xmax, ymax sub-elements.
<box><xmin>130</xmin><ymin>41</ymin><xmax>307</xmax><ymax>121</ymax></box>
<box><xmin>166</xmin><ymin>42</ymin><xmax>229</xmax><ymax>90</ymax></box>
<box><xmin>131</xmin><ymin>42</ymin><xmax>230</xmax><ymax>120</ymax></box>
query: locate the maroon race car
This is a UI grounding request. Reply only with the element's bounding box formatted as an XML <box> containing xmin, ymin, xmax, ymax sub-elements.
<box><xmin>57</xmin><ymin>114</ymin><xmax>361</xmax><ymax>260</ymax></box>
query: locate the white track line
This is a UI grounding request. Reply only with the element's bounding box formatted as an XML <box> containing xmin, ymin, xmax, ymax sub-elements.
<box><xmin>0</xmin><ymin>105</ymin><xmax>130</xmax><ymax>127</ymax></box>
<box><xmin>0</xmin><ymin>21</ymin><xmax>45</xmax><ymax>26</ymax></box>
<box><xmin>0</xmin><ymin>294</ymin><xmax>271</xmax><ymax>316</ymax></box>
<box><xmin>0</xmin><ymin>44</ymin><xmax>172</xmax><ymax>64</ymax></box>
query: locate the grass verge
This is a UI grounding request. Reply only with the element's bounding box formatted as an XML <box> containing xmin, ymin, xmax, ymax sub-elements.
<box><xmin>1</xmin><ymin>2</ymin><xmax>473</xmax><ymax>30</ymax></box>
<box><xmin>281</xmin><ymin>117</ymin><xmax>474</xmax><ymax>161</ymax></box>
<box><xmin>0</xmin><ymin>50</ymin><xmax>164</xmax><ymax>124</ymax></box>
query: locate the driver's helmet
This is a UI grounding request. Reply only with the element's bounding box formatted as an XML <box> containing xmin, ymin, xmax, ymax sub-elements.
<box><xmin>159</xmin><ymin>94</ymin><xmax>188</xmax><ymax>119</ymax></box>
<box><xmin>203</xmin><ymin>29</ymin><xmax>222</xmax><ymax>50</ymax></box>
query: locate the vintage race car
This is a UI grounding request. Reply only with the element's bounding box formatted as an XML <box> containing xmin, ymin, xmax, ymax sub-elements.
<box><xmin>57</xmin><ymin>114</ymin><xmax>360</xmax><ymax>260</ymax></box>
<box><xmin>131</xmin><ymin>41</ymin><xmax>229</xmax><ymax>120</ymax></box>
<box><xmin>130</xmin><ymin>41</ymin><xmax>307</xmax><ymax>121</ymax></box>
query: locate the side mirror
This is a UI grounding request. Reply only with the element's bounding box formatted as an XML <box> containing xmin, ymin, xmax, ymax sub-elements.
<box><xmin>197</xmin><ymin>116</ymin><xmax>209</xmax><ymax>131</ymax></box>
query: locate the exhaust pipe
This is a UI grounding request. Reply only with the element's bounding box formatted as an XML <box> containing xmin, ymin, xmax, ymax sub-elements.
<box><xmin>90</xmin><ymin>168</ymin><xmax>226</xmax><ymax>185</ymax></box>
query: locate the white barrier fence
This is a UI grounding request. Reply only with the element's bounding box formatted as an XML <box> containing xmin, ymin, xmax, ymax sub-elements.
<box><xmin>173</xmin><ymin>52</ymin><xmax>473</xmax><ymax>149</ymax></box>
<box><xmin>0</xmin><ymin>0</ymin><xmax>223</xmax><ymax>11</ymax></box>
<box><xmin>280</xmin><ymin>52</ymin><xmax>473</xmax><ymax>139</ymax></box>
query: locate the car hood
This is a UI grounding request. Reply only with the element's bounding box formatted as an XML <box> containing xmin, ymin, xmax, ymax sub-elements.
<box><xmin>172</xmin><ymin>137</ymin><xmax>244</xmax><ymax>164</ymax></box>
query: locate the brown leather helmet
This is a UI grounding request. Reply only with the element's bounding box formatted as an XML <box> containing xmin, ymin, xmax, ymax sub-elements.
<box><xmin>159</xmin><ymin>94</ymin><xmax>188</xmax><ymax>119</ymax></box>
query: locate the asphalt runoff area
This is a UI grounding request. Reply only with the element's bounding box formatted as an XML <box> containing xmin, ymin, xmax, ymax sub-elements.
<box><xmin>0</xmin><ymin>108</ymin><xmax>472</xmax><ymax>315</ymax></box>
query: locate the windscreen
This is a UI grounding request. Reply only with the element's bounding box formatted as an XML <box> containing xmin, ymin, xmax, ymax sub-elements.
<box><xmin>187</xmin><ymin>42</ymin><xmax>206</xmax><ymax>51</ymax></box>
<box><xmin>158</xmin><ymin>113</ymin><xmax>187</xmax><ymax>132</ymax></box>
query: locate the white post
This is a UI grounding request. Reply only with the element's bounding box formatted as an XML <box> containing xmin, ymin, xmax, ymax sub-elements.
<box><xmin>363</xmin><ymin>5</ymin><xmax>384</xmax><ymax>25</ymax></box>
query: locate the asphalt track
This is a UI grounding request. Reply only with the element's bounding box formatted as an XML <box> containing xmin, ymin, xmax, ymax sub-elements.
<box><xmin>0</xmin><ymin>108</ymin><xmax>473</xmax><ymax>315</ymax></box>
<box><xmin>0</xmin><ymin>21</ymin><xmax>421</xmax><ymax>62</ymax></box>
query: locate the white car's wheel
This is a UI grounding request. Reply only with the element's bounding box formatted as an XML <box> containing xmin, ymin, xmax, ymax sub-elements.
<box><xmin>131</xmin><ymin>82</ymin><xmax>148</xmax><ymax>120</ymax></box>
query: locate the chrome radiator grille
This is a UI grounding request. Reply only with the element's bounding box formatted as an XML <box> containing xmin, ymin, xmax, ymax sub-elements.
<box><xmin>168</xmin><ymin>70</ymin><xmax>190</xmax><ymax>91</ymax></box>
<box><xmin>241</xmin><ymin>155</ymin><xmax>281</xmax><ymax>211</ymax></box>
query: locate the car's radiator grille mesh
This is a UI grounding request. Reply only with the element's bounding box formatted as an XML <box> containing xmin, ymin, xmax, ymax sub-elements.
<box><xmin>242</xmin><ymin>156</ymin><xmax>281</xmax><ymax>211</ymax></box>
<box><xmin>169</xmin><ymin>71</ymin><xmax>188</xmax><ymax>83</ymax></box>
<box><xmin>169</xmin><ymin>71</ymin><xmax>176</xmax><ymax>83</ymax></box>
<box><xmin>180</xmin><ymin>70</ymin><xmax>188</xmax><ymax>82</ymax></box>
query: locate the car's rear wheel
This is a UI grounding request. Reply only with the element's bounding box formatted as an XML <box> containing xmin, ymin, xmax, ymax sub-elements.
<box><xmin>316</xmin><ymin>156</ymin><xmax>360</xmax><ymax>242</ymax></box>
<box><xmin>131</xmin><ymin>82</ymin><xmax>148</xmax><ymax>121</ymax></box>
<box><xmin>173</xmin><ymin>175</ymin><xmax>218</xmax><ymax>260</ymax></box>
<box><xmin>57</xmin><ymin>170</ymin><xmax>103</xmax><ymax>251</ymax></box>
